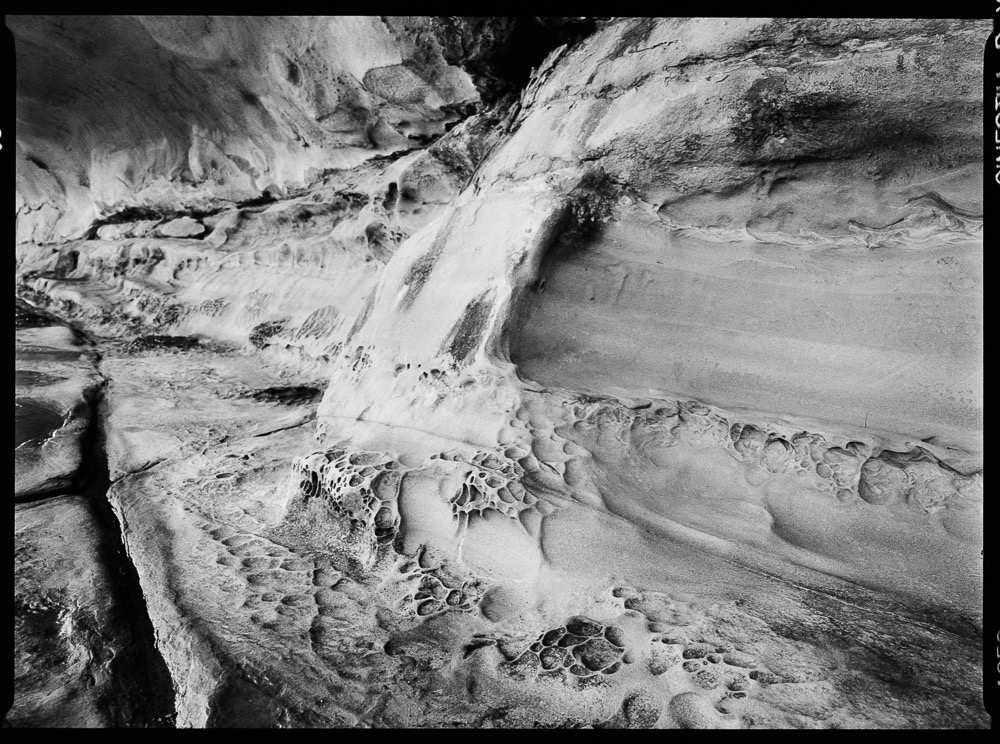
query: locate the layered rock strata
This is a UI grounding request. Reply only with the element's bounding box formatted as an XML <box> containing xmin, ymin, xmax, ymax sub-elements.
<box><xmin>13</xmin><ymin>16</ymin><xmax>986</xmax><ymax>728</ymax></box>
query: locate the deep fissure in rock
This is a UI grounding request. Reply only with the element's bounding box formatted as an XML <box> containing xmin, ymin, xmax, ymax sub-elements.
<box><xmin>12</xmin><ymin>302</ymin><xmax>178</xmax><ymax>727</ymax></box>
<box><xmin>76</xmin><ymin>376</ymin><xmax>179</xmax><ymax>727</ymax></box>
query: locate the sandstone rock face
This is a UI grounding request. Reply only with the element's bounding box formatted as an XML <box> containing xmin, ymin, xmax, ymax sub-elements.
<box><xmin>13</xmin><ymin>17</ymin><xmax>986</xmax><ymax>729</ymax></box>
<box><xmin>12</xmin><ymin>15</ymin><xmax>479</xmax><ymax>244</ymax></box>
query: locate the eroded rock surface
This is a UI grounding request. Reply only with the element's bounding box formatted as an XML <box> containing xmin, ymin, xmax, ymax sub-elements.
<box><xmin>15</xmin><ymin>321</ymin><xmax>99</xmax><ymax>502</ymax></box>
<box><xmin>13</xmin><ymin>16</ymin><xmax>986</xmax><ymax>729</ymax></box>
<box><xmin>14</xmin><ymin>495</ymin><xmax>174</xmax><ymax>727</ymax></box>
<box><xmin>12</xmin><ymin>15</ymin><xmax>480</xmax><ymax>244</ymax></box>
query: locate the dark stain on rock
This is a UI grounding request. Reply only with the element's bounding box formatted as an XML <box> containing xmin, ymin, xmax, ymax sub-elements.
<box><xmin>382</xmin><ymin>182</ymin><xmax>399</xmax><ymax>211</ymax></box>
<box><xmin>344</xmin><ymin>291</ymin><xmax>377</xmax><ymax>345</ymax></box>
<box><xmin>430</xmin><ymin>17</ymin><xmax>598</xmax><ymax>104</ymax></box>
<box><xmin>249</xmin><ymin>319</ymin><xmax>288</xmax><ymax>349</ymax></box>
<box><xmin>608</xmin><ymin>18</ymin><xmax>657</xmax><ymax>59</ymax></box>
<box><xmin>53</xmin><ymin>249</ymin><xmax>79</xmax><ymax>279</ymax></box>
<box><xmin>246</xmin><ymin>386</ymin><xmax>322</xmax><ymax>405</ymax></box>
<box><xmin>398</xmin><ymin>247</ymin><xmax>442</xmax><ymax>312</ymax></box>
<box><xmin>364</xmin><ymin>222</ymin><xmax>396</xmax><ymax>264</ymax></box>
<box><xmin>237</xmin><ymin>192</ymin><xmax>276</xmax><ymax>209</ymax></box>
<box><xmin>152</xmin><ymin>301</ymin><xmax>184</xmax><ymax>327</ymax></box>
<box><xmin>15</xmin><ymin>397</ymin><xmax>66</xmax><ymax>448</ymax></box>
<box><xmin>734</xmin><ymin>75</ymin><xmax>855</xmax><ymax>160</ymax></box>
<box><xmin>443</xmin><ymin>292</ymin><xmax>493</xmax><ymax>364</ymax></box>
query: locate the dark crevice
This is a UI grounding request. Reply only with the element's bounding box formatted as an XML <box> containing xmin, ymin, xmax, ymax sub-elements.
<box><xmin>13</xmin><ymin>488</ymin><xmax>77</xmax><ymax>507</ymax></box>
<box><xmin>13</xmin><ymin>299</ymin><xmax>178</xmax><ymax>726</ymax></box>
<box><xmin>72</xmin><ymin>376</ymin><xmax>178</xmax><ymax>726</ymax></box>
<box><xmin>26</xmin><ymin>154</ymin><xmax>50</xmax><ymax>171</ymax></box>
<box><xmin>15</xmin><ymin>295</ymin><xmax>62</xmax><ymax>329</ymax></box>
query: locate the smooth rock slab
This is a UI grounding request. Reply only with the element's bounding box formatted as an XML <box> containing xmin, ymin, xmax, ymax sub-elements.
<box><xmin>156</xmin><ymin>217</ymin><xmax>206</xmax><ymax>238</ymax></box>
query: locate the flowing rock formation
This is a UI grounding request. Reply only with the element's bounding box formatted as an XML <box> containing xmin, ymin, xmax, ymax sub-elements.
<box><xmin>13</xmin><ymin>16</ymin><xmax>986</xmax><ymax>728</ymax></box>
